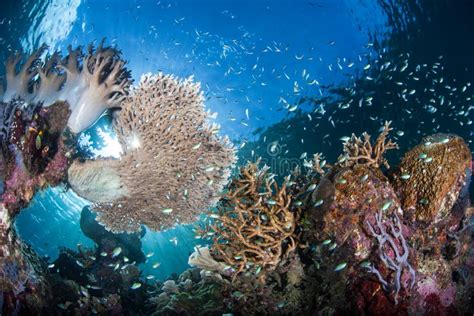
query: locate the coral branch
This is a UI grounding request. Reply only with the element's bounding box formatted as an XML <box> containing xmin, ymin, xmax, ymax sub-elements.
<box><xmin>1</xmin><ymin>41</ymin><xmax>132</xmax><ymax>133</ymax></box>
<box><xmin>200</xmin><ymin>161</ymin><xmax>297</xmax><ymax>283</ymax></box>
<box><xmin>366</xmin><ymin>209</ymin><xmax>416</xmax><ymax>304</ymax></box>
<box><xmin>338</xmin><ymin>121</ymin><xmax>398</xmax><ymax>169</ymax></box>
<box><xmin>2</xmin><ymin>45</ymin><xmax>47</xmax><ymax>102</ymax></box>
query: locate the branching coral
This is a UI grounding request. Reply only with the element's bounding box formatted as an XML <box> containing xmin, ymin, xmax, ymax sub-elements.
<box><xmin>203</xmin><ymin>161</ymin><xmax>297</xmax><ymax>282</ymax></box>
<box><xmin>337</xmin><ymin>121</ymin><xmax>398</xmax><ymax>169</ymax></box>
<box><xmin>68</xmin><ymin>73</ymin><xmax>236</xmax><ymax>233</ymax></box>
<box><xmin>1</xmin><ymin>40</ymin><xmax>131</xmax><ymax>133</ymax></box>
<box><xmin>366</xmin><ymin>209</ymin><xmax>416</xmax><ymax>304</ymax></box>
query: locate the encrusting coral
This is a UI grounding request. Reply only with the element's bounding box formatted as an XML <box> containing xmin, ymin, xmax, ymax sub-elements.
<box><xmin>391</xmin><ymin>133</ymin><xmax>472</xmax><ymax>225</ymax></box>
<box><xmin>197</xmin><ymin>160</ymin><xmax>298</xmax><ymax>282</ymax></box>
<box><xmin>68</xmin><ymin>73</ymin><xmax>236</xmax><ymax>233</ymax></box>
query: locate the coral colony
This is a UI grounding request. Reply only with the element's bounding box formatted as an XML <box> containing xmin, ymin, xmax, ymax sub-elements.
<box><xmin>0</xmin><ymin>42</ymin><xmax>472</xmax><ymax>315</ymax></box>
<box><xmin>68</xmin><ymin>73</ymin><xmax>236</xmax><ymax>233</ymax></box>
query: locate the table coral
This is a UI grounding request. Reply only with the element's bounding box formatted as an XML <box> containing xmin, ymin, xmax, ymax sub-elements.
<box><xmin>68</xmin><ymin>73</ymin><xmax>236</xmax><ymax>233</ymax></box>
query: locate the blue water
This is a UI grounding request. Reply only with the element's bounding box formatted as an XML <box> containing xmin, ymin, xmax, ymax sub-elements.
<box><xmin>2</xmin><ymin>0</ymin><xmax>473</xmax><ymax>280</ymax></box>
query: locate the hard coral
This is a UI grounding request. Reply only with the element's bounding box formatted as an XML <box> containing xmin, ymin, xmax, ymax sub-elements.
<box><xmin>337</xmin><ymin>121</ymin><xmax>398</xmax><ymax>169</ymax></box>
<box><xmin>392</xmin><ymin>133</ymin><xmax>471</xmax><ymax>225</ymax></box>
<box><xmin>204</xmin><ymin>161</ymin><xmax>298</xmax><ymax>282</ymax></box>
<box><xmin>69</xmin><ymin>73</ymin><xmax>236</xmax><ymax>233</ymax></box>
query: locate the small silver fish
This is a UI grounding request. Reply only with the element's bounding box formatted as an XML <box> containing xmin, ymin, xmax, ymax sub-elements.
<box><xmin>334</xmin><ymin>262</ymin><xmax>347</xmax><ymax>272</ymax></box>
<box><xmin>266</xmin><ymin>199</ymin><xmax>277</xmax><ymax>205</ymax></box>
<box><xmin>337</xmin><ymin>178</ymin><xmax>347</xmax><ymax>184</ymax></box>
<box><xmin>400</xmin><ymin>173</ymin><xmax>411</xmax><ymax>180</ymax></box>
<box><xmin>162</xmin><ymin>208</ymin><xmax>173</xmax><ymax>214</ymax></box>
<box><xmin>314</xmin><ymin>199</ymin><xmax>324</xmax><ymax>207</ymax></box>
<box><xmin>130</xmin><ymin>282</ymin><xmax>142</xmax><ymax>290</ymax></box>
<box><xmin>112</xmin><ymin>247</ymin><xmax>122</xmax><ymax>258</ymax></box>
<box><xmin>359</xmin><ymin>261</ymin><xmax>371</xmax><ymax>269</ymax></box>
<box><xmin>322</xmin><ymin>239</ymin><xmax>332</xmax><ymax>246</ymax></box>
<box><xmin>381</xmin><ymin>201</ymin><xmax>392</xmax><ymax>211</ymax></box>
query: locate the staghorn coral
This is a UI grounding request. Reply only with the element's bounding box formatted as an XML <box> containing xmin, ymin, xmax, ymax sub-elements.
<box><xmin>337</xmin><ymin>121</ymin><xmax>398</xmax><ymax>169</ymax></box>
<box><xmin>202</xmin><ymin>160</ymin><xmax>298</xmax><ymax>282</ymax></box>
<box><xmin>1</xmin><ymin>40</ymin><xmax>131</xmax><ymax>133</ymax></box>
<box><xmin>68</xmin><ymin>73</ymin><xmax>236</xmax><ymax>232</ymax></box>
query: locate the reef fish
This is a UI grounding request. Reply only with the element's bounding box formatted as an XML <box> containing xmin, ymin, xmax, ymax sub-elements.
<box><xmin>112</xmin><ymin>247</ymin><xmax>122</xmax><ymax>258</ymax></box>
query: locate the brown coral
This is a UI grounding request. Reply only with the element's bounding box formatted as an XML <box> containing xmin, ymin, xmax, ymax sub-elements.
<box><xmin>205</xmin><ymin>161</ymin><xmax>297</xmax><ymax>282</ymax></box>
<box><xmin>337</xmin><ymin>121</ymin><xmax>398</xmax><ymax>169</ymax></box>
<box><xmin>391</xmin><ymin>133</ymin><xmax>471</xmax><ymax>225</ymax></box>
<box><xmin>68</xmin><ymin>74</ymin><xmax>236</xmax><ymax>233</ymax></box>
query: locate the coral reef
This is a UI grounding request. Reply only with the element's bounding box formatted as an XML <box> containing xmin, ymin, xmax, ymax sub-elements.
<box><xmin>197</xmin><ymin>160</ymin><xmax>298</xmax><ymax>282</ymax></box>
<box><xmin>0</xmin><ymin>39</ymin><xmax>472</xmax><ymax>315</ymax></box>
<box><xmin>68</xmin><ymin>74</ymin><xmax>236</xmax><ymax>233</ymax></box>
<box><xmin>0</xmin><ymin>41</ymin><xmax>236</xmax><ymax>312</ymax></box>
<box><xmin>1</xmin><ymin>41</ymin><xmax>131</xmax><ymax>133</ymax></box>
<box><xmin>391</xmin><ymin>133</ymin><xmax>471</xmax><ymax>225</ymax></box>
<box><xmin>304</xmin><ymin>127</ymin><xmax>472</xmax><ymax>314</ymax></box>
<box><xmin>151</xmin><ymin>270</ymin><xmax>230</xmax><ymax>315</ymax></box>
<box><xmin>0</xmin><ymin>204</ymin><xmax>51</xmax><ymax>314</ymax></box>
<box><xmin>46</xmin><ymin>243</ymin><xmax>152</xmax><ymax>315</ymax></box>
<box><xmin>1</xmin><ymin>101</ymin><xmax>71</xmax><ymax>215</ymax></box>
<box><xmin>80</xmin><ymin>207</ymin><xmax>146</xmax><ymax>264</ymax></box>
<box><xmin>179</xmin><ymin>123</ymin><xmax>473</xmax><ymax>315</ymax></box>
<box><xmin>337</xmin><ymin>121</ymin><xmax>398</xmax><ymax>169</ymax></box>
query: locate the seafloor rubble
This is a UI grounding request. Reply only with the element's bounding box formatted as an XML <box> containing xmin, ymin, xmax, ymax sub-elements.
<box><xmin>0</xmin><ymin>42</ymin><xmax>472</xmax><ymax>315</ymax></box>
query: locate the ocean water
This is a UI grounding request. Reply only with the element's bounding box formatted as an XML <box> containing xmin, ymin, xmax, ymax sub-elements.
<box><xmin>0</xmin><ymin>0</ymin><xmax>473</xmax><ymax>313</ymax></box>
